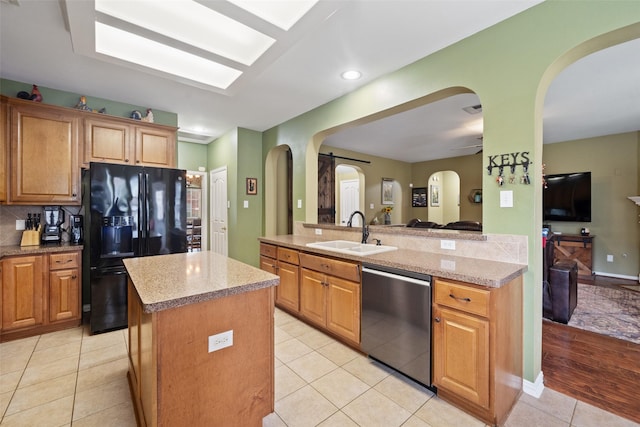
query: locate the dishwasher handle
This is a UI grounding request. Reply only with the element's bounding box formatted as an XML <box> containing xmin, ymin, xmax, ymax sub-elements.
<box><xmin>362</xmin><ymin>266</ymin><xmax>431</xmax><ymax>287</ymax></box>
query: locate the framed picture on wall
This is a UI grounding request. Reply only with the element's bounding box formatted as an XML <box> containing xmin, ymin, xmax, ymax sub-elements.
<box><xmin>430</xmin><ymin>184</ymin><xmax>440</xmax><ymax>207</ymax></box>
<box><xmin>246</xmin><ymin>178</ymin><xmax>257</xmax><ymax>195</ymax></box>
<box><xmin>381</xmin><ymin>178</ymin><xmax>394</xmax><ymax>205</ymax></box>
<box><xmin>412</xmin><ymin>187</ymin><xmax>427</xmax><ymax>207</ymax></box>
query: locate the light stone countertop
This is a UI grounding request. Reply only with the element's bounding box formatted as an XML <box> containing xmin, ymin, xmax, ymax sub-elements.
<box><xmin>0</xmin><ymin>243</ymin><xmax>83</xmax><ymax>259</ymax></box>
<box><xmin>259</xmin><ymin>235</ymin><xmax>527</xmax><ymax>288</ymax></box>
<box><xmin>124</xmin><ymin>251</ymin><xmax>279</xmax><ymax>313</ymax></box>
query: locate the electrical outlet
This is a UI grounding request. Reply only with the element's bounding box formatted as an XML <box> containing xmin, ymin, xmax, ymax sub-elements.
<box><xmin>297</xmin><ymin>199</ymin><xmax>302</xmax><ymax>209</ymax></box>
<box><xmin>441</xmin><ymin>240</ymin><xmax>456</xmax><ymax>250</ymax></box>
<box><xmin>606</xmin><ymin>254</ymin><xmax>614</xmax><ymax>262</ymax></box>
<box><xmin>16</xmin><ymin>220</ymin><xmax>25</xmax><ymax>230</ymax></box>
<box><xmin>315</xmin><ymin>228</ymin><xmax>322</xmax><ymax>235</ymax></box>
<box><xmin>208</xmin><ymin>330</ymin><xmax>233</xmax><ymax>353</ymax></box>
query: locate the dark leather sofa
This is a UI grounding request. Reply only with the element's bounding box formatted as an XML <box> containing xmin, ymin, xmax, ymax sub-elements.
<box><xmin>406</xmin><ymin>219</ymin><xmax>482</xmax><ymax>231</ymax></box>
<box><xmin>542</xmin><ymin>238</ymin><xmax>578</xmax><ymax>324</ymax></box>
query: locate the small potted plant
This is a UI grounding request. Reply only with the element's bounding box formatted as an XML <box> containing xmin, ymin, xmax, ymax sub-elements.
<box><xmin>382</xmin><ymin>206</ymin><xmax>393</xmax><ymax>225</ymax></box>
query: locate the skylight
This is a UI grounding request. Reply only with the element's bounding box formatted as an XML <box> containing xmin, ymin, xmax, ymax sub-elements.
<box><xmin>228</xmin><ymin>0</ymin><xmax>319</xmax><ymax>30</ymax></box>
<box><xmin>95</xmin><ymin>22</ymin><xmax>242</xmax><ymax>89</ymax></box>
<box><xmin>95</xmin><ymin>0</ymin><xmax>275</xmax><ymax>66</ymax></box>
<box><xmin>89</xmin><ymin>0</ymin><xmax>318</xmax><ymax>91</ymax></box>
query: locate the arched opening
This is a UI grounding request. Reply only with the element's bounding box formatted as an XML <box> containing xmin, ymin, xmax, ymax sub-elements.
<box><xmin>426</xmin><ymin>171</ymin><xmax>460</xmax><ymax>225</ymax></box>
<box><xmin>335</xmin><ymin>164</ymin><xmax>365</xmax><ymax>226</ymax></box>
<box><xmin>264</xmin><ymin>144</ymin><xmax>293</xmax><ymax>236</ymax></box>
<box><xmin>305</xmin><ymin>88</ymin><xmax>484</xmax><ymax>229</ymax></box>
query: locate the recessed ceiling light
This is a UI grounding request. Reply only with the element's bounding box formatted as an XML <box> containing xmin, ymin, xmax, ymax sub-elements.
<box><xmin>341</xmin><ymin>70</ymin><xmax>362</xmax><ymax>80</ymax></box>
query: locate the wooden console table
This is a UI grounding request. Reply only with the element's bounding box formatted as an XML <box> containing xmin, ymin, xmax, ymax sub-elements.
<box><xmin>551</xmin><ymin>234</ymin><xmax>594</xmax><ymax>279</ymax></box>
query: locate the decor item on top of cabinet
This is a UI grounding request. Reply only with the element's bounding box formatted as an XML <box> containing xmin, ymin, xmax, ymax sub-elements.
<box><xmin>381</xmin><ymin>178</ymin><xmax>394</xmax><ymax>205</ymax></box>
<box><xmin>31</xmin><ymin>84</ymin><xmax>42</xmax><ymax>102</ymax></box>
<box><xmin>141</xmin><ymin>108</ymin><xmax>154</xmax><ymax>123</ymax></box>
<box><xmin>246</xmin><ymin>177</ymin><xmax>257</xmax><ymax>195</ymax></box>
<box><xmin>382</xmin><ymin>206</ymin><xmax>393</xmax><ymax>224</ymax></box>
<box><xmin>412</xmin><ymin>187</ymin><xmax>427</xmax><ymax>207</ymax></box>
<box><xmin>130</xmin><ymin>110</ymin><xmax>142</xmax><ymax>120</ymax></box>
<box><xmin>75</xmin><ymin>96</ymin><xmax>107</xmax><ymax>113</ymax></box>
<box><xmin>430</xmin><ymin>184</ymin><xmax>440</xmax><ymax>207</ymax></box>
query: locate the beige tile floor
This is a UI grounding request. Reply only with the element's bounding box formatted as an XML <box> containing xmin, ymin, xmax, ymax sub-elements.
<box><xmin>1</xmin><ymin>309</ymin><xmax>638</xmax><ymax>427</ymax></box>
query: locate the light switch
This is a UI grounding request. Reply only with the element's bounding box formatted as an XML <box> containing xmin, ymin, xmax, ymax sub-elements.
<box><xmin>500</xmin><ymin>190</ymin><xmax>513</xmax><ymax>208</ymax></box>
<box><xmin>370</xmin><ymin>203</ymin><xmax>374</xmax><ymax>209</ymax></box>
<box><xmin>243</xmin><ymin>200</ymin><xmax>249</xmax><ymax>208</ymax></box>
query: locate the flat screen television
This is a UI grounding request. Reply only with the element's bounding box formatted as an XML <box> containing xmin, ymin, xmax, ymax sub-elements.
<box><xmin>543</xmin><ymin>171</ymin><xmax>591</xmax><ymax>222</ymax></box>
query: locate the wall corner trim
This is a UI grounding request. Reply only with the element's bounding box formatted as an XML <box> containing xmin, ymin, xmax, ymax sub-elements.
<box><xmin>523</xmin><ymin>371</ymin><xmax>545</xmax><ymax>398</ymax></box>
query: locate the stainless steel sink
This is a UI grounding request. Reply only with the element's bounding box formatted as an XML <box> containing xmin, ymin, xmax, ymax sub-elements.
<box><xmin>306</xmin><ymin>240</ymin><xmax>397</xmax><ymax>256</ymax></box>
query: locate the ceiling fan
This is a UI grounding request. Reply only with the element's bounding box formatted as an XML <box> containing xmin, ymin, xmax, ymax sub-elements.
<box><xmin>452</xmin><ymin>136</ymin><xmax>483</xmax><ymax>154</ymax></box>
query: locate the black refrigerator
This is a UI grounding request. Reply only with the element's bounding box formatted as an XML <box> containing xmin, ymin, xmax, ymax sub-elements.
<box><xmin>83</xmin><ymin>162</ymin><xmax>187</xmax><ymax>334</ymax></box>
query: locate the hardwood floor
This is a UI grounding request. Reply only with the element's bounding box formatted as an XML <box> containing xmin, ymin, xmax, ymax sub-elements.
<box><xmin>542</xmin><ymin>319</ymin><xmax>640</xmax><ymax>423</ymax></box>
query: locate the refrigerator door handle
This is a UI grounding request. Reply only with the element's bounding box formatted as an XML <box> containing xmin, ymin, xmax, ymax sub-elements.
<box><xmin>138</xmin><ymin>171</ymin><xmax>146</xmax><ymax>255</ymax></box>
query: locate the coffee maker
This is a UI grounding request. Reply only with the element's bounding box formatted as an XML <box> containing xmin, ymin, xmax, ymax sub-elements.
<box><xmin>70</xmin><ymin>214</ymin><xmax>83</xmax><ymax>244</ymax></box>
<box><xmin>42</xmin><ymin>206</ymin><xmax>65</xmax><ymax>243</ymax></box>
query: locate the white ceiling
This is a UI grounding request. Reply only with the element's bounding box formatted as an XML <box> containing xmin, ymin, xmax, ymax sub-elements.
<box><xmin>1</xmin><ymin>0</ymin><xmax>638</xmax><ymax>163</ymax></box>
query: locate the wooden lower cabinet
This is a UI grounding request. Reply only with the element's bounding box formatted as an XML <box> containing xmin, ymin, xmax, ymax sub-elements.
<box><xmin>1</xmin><ymin>250</ymin><xmax>82</xmax><ymax>341</ymax></box>
<box><xmin>260</xmin><ymin>243</ymin><xmax>300</xmax><ymax>313</ymax></box>
<box><xmin>127</xmin><ymin>280</ymin><xmax>274</xmax><ymax>427</ymax></box>
<box><xmin>1</xmin><ymin>255</ymin><xmax>44</xmax><ymax>331</ymax></box>
<box><xmin>299</xmin><ymin>253</ymin><xmax>361</xmax><ymax>345</ymax></box>
<box><xmin>433</xmin><ymin>277</ymin><xmax>522</xmax><ymax>426</ymax></box>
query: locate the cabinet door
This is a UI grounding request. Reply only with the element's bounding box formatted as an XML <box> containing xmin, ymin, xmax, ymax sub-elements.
<box><xmin>10</xmin><ymin>103</ymin><xmax>79</xmax><ymax>204</ymax></box>
<box><xmin>0</xmin><ymin>98</ymin><xmax>7</xmax><ymax>202</ymax></box>
<box><xmin>326</xmin><ymin>276</ymin><xmax>360</xmax><ymax>344</ymax></box>
<box><xmin>2</xmin><ymin>255</ymin><xmax>44</xmax><ymax>330</ymax></box>
<box><xmin>135</xmin><ymin>126</ymin><xmax>176</xmax><ymax>167</ymax></box>
<box><xmin>433</xmin><ymin>306</ymin><xmax>489</xmax><ymax>409</ymax></box>
<box><xmin>128</xmin><ymin>282</ymin><xmax>141</xmax><ymax>398</ymax></box>
<box><xmin>84</xmin><ymin>117</ymin><xmax>132</xmax><ymax>165</ymax></box>
<box><xmin>277</xmin><ymin>261</ymin><xmax>299</xmax><ymax>313</ymax></box>
<box><xmin>49</xmin><ymin>268</ymin><xmax>80</xmax><ymax>322</ymax></box>
<box><xmin>259</xmin><ymin>255</ymin><xmax>277</xmax><ymax>275</ymax></box>
<box><xmin>299</xmin><ymin>268</ymin><xmax>326</xmax><ymax>327</ymax></box>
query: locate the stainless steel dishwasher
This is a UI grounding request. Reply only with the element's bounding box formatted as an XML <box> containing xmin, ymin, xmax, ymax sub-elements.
<box><xmin>361</xmin><ymin>264</ymin><xmax>432</xmax><ymax>386</ymax></box>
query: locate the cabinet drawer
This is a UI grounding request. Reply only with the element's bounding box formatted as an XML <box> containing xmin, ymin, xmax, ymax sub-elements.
<box><xmin>49</xmin><ymin>252</ymin><xmax>79</xmax><ymax>270</ymax></box>
<box><xmin>278</xmin><ymin>247</ymin><xmax>299</xmax><ymax>265</ymax></box>
<box><xmin>299</xmin><ymin>253</ymin><xmax>360</xmax><ymax>283</ymax></box>
<box><xmin>434</xmin><ymin>279</ymin><xmax>490</xmax><ymax>318</ymax></box>
<box><xmin>260</xmin><ymin>243</ymin><xmax>277</xmax><ymax>259</ymax></box>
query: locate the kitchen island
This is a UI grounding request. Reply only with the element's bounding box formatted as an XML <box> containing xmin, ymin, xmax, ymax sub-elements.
<box><xmin>123</xmin><ymin>251</ymin><xmax>279</xmax><ymax>427</ymax></box>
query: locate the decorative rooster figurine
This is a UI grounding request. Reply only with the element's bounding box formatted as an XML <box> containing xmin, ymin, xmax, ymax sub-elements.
<box><xmin>142</xmin><ymin>108</ymin><xmax>154</xmax><ymax>123</ymax></box>
<box><xmin>30</xmin><ymin>84</ymin><xmax>42</xmax><ymax>102</ymax></box>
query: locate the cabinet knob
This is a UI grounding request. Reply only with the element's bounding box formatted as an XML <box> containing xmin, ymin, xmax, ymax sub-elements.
<box><xmin>72</xmin><ymin>275</ymin><xmax>77</xmax><ymax>279</ymax></box>
<box><xmin>435</xmin><ymin>317</ymin><xmax>441</xmax><ymax>323</ymax></box>
<box><xmin>125</xmin><ymin>159</ymin><xmax>129</xmax><ymax>162</ymax></box>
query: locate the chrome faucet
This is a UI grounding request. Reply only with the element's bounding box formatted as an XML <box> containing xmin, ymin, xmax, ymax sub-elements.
<box><xmin>347</xmin><ymin>210</ymin><xmax>369</xmax><ymax>244</ymax></box>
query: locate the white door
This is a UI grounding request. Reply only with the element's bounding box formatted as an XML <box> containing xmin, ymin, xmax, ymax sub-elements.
<box><xmin>210</xmin><ymin>167</ymin><xmax>228</xmax><ymax>256</ymax></box>
<box><xmin>340</xmin><ymin>179</ymin><xmax>360</xmax><ymax>226</ymax></box>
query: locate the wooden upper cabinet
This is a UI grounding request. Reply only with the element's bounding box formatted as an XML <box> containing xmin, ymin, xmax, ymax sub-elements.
<box><xmin>135</xmin><ymin>126</ymin><xmax>176</xmax><ymax>167</ymax></box>
<box><xmin>0</xmin><ymin>98</ymin><xmax>7</xmax><ymax>202</ymax></box>
<box><xmin>10</xmin><ymin>101</ymin><xmax>80</xmax><ymax>204</ymax></box>
<box><xmin>84</xmin><ymin>115</ymin><xmax>176</xmax><ymax>168</ymax></box>
<box><xmin>84</xmin><ymin>117</ymin><xmax>132</xmax><ymax>165</ymax></box>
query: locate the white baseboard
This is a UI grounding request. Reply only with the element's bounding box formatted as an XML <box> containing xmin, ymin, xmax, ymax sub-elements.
<box><xmin>523</xmin><ymin>371</ymin><xmax>544</xmax><ymax>398</ymax></box>
<box><xmin>593</xmin><ymin>271</ymin><xmax>639</xmax><ymax>282</ymax></box>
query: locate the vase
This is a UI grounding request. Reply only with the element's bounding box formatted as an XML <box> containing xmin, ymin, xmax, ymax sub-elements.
<box><xmin>384</xmin><ymin>213</ymin><xmax>391</xmax><ymax>225</ymax></box>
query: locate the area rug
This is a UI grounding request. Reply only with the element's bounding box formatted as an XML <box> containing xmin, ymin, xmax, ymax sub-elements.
<box><xmin>567</xmin><ymin>283</ymin><xmax>640</xmax><ymax>344</ymax></box>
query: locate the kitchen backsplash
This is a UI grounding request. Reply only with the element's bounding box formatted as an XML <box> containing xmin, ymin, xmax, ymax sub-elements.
<box><xmin>0</xmin><ymin>205</ymin><xmax>83</xmax><ymax>246</ymax></box>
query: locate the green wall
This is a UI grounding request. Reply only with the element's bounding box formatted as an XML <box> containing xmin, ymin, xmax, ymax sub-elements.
<box><xmin>262</xmin><ymin>1</ymin><xmax>640</xmax><ymax>384</ymax></box>
<box><xmin>206</xmin><ymin>128</ymin><xmax>264</xmax><ymax>267</ymax></box>
<box><xmin>177</xmin><ymin>141</ymin><xmax>208</xmax><ymax>171</ymax></box>
<box><xmin>543</xmin><ymin>132</ymin><xmax>639</xmax><ymax>278</ymax></box>
<box><xmin>0</xmin><ymin>78</ymin><xmax>177</xmax><ymax>126</ymax></box>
